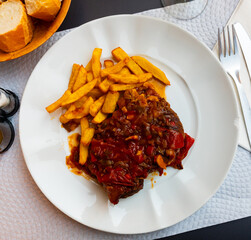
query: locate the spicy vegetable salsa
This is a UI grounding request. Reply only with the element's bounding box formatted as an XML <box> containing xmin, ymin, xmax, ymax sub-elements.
<box><xmin>67</xmin><ymin>85</ymin><xmax>194</xmax><ymax>204</ymax></box>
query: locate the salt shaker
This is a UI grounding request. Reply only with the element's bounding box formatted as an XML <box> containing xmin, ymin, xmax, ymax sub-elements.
<box><xmin>0</xmin><ymin>88</ymin><xmax>20</xmax><ymax>117</ymax></box>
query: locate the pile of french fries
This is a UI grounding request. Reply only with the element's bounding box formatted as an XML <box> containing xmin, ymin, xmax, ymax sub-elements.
<box><xmin>46</xmin><ymin>47</ymin><xmax>170</xmax><ymax>165</ymax></box>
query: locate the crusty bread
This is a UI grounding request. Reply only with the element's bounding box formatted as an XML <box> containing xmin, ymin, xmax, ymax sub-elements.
<box><xmin>25</xmin><ymin>0</ymin><xmax>61</xmax><ymax>22</ymax></box>
<box><xmin>0</xmin><ymin>0</ymin><xmax>34</xmax><ymax>52</ymax></box>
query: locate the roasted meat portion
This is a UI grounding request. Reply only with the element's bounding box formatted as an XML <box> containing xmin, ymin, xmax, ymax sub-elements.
<box><xmin>80</xmin><ymin>85</ymin><xmax>194</xmax><ymax>204</ymax></box>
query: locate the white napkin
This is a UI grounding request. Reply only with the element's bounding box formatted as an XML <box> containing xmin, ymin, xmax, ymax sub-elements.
<box><xmin>1</xmin><ymin>0</ymin><xmax>251</xmax><ymax>239</ymax></box>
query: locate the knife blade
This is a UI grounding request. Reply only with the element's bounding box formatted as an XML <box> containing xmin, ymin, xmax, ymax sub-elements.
<box><xmin>234</xmin><ymin>23</ymin><xmax>251</xmax><ymax>82</ymax></box>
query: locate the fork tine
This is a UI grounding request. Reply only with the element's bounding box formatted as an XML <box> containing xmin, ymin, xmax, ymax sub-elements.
<box><xmin>218</xmin><ymin>28</ymin><xmax>223</xmax><ymax>58</ymax></box>
<box><xmin>227</xmin><ymin>25</ymin><xmax>233</xmax><ymax>56</ymax></box>
<box><xmin>222</xmin><ymin>27</ymin><xmax>227</xmax><ymax>57</ymax></box>
<box><xmin>232</xmin><ymin>25</ymin><xmax>238</xmax><ymax>55</ymax></box>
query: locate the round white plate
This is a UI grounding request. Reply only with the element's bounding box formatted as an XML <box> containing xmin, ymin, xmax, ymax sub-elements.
<box><xmin>19</xmin><ymin>15</ymin><xmax>239</xmax><ymax>234</ymax></box>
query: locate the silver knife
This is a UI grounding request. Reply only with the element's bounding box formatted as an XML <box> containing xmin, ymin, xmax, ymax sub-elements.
<box><xmin>233</xmin><ymin>23</ymin><xmax>251</xmax><ymax>149</ymax></box>
<box><xmin>234</xmin><ymin>23</ymin><xmax>251</xmax><ymax>82</ymax></box>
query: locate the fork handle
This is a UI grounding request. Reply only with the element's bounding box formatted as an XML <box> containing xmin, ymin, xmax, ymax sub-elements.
<box><xmin>231</xmin><ymin>73</ymin><xmax>251</xmax><ymax>148</ymax></box>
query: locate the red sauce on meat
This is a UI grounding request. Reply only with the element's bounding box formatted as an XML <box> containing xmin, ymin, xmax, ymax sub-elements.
<box><xmin>67</xmin><ymin>85</ymin><xmax>194</xmax><ymax>204</ymax></box>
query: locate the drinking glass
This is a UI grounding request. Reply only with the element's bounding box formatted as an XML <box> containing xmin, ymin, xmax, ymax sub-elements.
<box><xmin>161</xmin><ymin>0</ymin><xmax>208</xmax><ymax>20</ymax></box>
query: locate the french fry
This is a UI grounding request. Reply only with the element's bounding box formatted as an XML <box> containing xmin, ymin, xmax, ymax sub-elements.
<box><xmin>81</xmin><ymin>128</ymin><xmax>95</xmax><ymax>146</ymax></box>
<box><xmin>131</xmin><ymin>56</ymin><xmax>170</xmax><ymax>85</ymax></box>
<box><xmin>95</xmin><ymin>77</ymin><xmax>101</xmax><ymax>87</ymax></box>
<box><xmin>87</xmin><ymin>87</ymin><xmax>104</xmax><ymax>99</ymax></box>
<box><xmin>112</xmin><ymin>47</ymin><xmax>144</xmax><ymax>75</ymax></box>
<box><xmin>46</xmin><ymin>90</ymin><xmax>71</xmax><ymax>113</ymax></box>
<box><xmin>92</xmin><ymin>48</ymin><xmax>102</xmax><ymax>78</ymax></box>
<box><xmin>109</xmin><ymin>83</ymin><xmax>142</xmax><ymax>92</ymax></box>
<box><xmin>108</xmin><ymin>73</ymin><xmax>152</xmax><ymax>84</ymax></box>
<box><xmin>64</xmin><ymin>97</ymin><xmax>94</xmax><ymax>119</ymax></box>
<box><xmin>92</xmin><ymin>110</ymin><xmax>108</xmax><ymax>124</ymax></box>
<box><xmin>102</xmin><ymin>91</ymin><xmax>120</xmax><ymax>113</ymax></box>
<box><xmin>60</xmin><ymin>104</ymin><xmax>76</xmax><ymax>123</ymax></box>
<box><xmin>98</xmin><ymin>78</ymin><xmax>114</xmax><ymax>93</ymax></box>
<box><xmin>79</xmin><ymin>143</ymin><xmax>88</xmax><ymax>165</ymax></box>
<box><xmin>87</xmin><ymin>72</ymin><xmax>94</xmax><ymax>82</ymax></box>
<box><xmin>118</xmin><ymin>67</ymin><xmax>131</xmax><ymax>75</ymax></box>
<box><xmin>100</xmin><ymin>59</ymin><xmax>126</xmax><ymax>78</ymax></box>
<box><xmin>89</xmin><ymin>95</ymin><xmax>106</xmax><ymax>117</ymax></box>
<box><xmin>61</xmin><ymin>79</ymin><xmax>97</xmax><ymax>106</ymax></box>
<box><xmin>104</xmin><ymin>60</ymin><xmax>114</xmax><ymax>68</ymax></box>
<box><xmin>68</xmin><ymin>64</ymin><xmax>81</xmax><ymax>92</ymax></box>
<box><xmin>108</xmin><ymin>73</ymin><xmax>138</xmax><ymax>83</ymax></box>
<box><xmin>72</xmin><ymin>65</ymin><xmax>87</xmax><ymax>92</ymax></box>
<box><xmin>80</xmin><ymin>117</ymin><xmax>89</xmax><ymax>134</ymax></box>
<box><xmin>85</xmin><ymin>59</ymin><xmax>92</xmax><ymax>72</ymax></box>
<box><xmin>74</xmin><ymin>96</ymin><xmax>88</xmax><ymax>108</ymax></box>
<box><xmin>60</xmin><ymin>114</ymin><xmax>70</xmax><ymax>124</ymax></box>
<box><xmin>111</xmin><ymin>47</ymin><xmax>129</xmax><ymax>61</ymax></box>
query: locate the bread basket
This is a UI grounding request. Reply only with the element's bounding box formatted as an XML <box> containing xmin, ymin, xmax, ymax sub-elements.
<box><xmin>0</xmin><ymin>0</ymin><xmax>71</xmax><ymax>62</ymax></box>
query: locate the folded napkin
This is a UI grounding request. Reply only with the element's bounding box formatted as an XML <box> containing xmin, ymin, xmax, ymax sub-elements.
<box><xmin>212</xmin><ymin>0</ymin><xmax>251</xmax><ymax>152</ymax></box>
<box><xmin>1</xmin><ymin>0</ymin><xmax>251</xmax><ymax>240</ymax></box>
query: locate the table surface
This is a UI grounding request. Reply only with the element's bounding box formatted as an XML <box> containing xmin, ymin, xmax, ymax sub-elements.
<box><xmin>36</xmin><ymin>0</ymin><xmax>251</xmax><ymax>239</ymax></box>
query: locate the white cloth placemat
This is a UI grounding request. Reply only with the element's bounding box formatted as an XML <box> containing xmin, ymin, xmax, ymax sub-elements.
<box><xmin>1</xmin><ymin>0</ymin><xmax>251</xmax><ymax>239</ymax></box>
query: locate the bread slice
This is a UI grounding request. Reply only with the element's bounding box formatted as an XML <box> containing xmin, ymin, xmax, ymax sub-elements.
<box><xmin>25</xmin><ymin>0</ymin><xmax>61</xmax><ymax>22</ymax></box>
<box><xmin>0</xmin><ymin>0</ymin><xmax>34</xmax><ymax>52</ymax></box>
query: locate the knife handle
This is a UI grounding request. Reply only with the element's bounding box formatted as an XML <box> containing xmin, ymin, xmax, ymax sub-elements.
<box><xmin>231</xmin><ymin>73</ymin><xmax>251</xmax><ymax>148</ymax></box>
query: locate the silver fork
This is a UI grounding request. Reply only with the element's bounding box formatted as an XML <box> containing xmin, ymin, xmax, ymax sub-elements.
<box><xmin>218</xmin><ymin>25</ymin><xmax>251</xmax><ymax>149</ymax></box>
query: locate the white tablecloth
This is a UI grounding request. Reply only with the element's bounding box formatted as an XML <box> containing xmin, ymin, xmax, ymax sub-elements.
<box><xmin>1</xmin><ymin>0</ymin><xmax>251</xmax><ymax>239</ymax></box>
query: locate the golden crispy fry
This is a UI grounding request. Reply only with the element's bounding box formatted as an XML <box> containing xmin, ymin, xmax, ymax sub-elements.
<box><xmin>109</xmin><ymin>83</ymin><xmax>142</xmax><ymax>92</ymax></box>
<box><xmin>89</xmin><ymin>95</ymin><xmax>106</xmax><ymax>117</ymax></box>
<box><xmin>108</xmin><ymin>73</ymin><xmax>152</xmax><ymax>84</ymax></box>
<box><xmin>60</xmin><ymin>115</ymin><xmax>70</xmax><ymax>124</ymax></box>
<box><xmin>79</xmin><ymin>143</ymin><xmax>88</xmax><ymax>165</ymax></box>
<box><xmin>81</xmin><ymin>128</ymin><xmax>95</xmax><ymax>146</ymax></box>
<box><xmin>60</xmin><ymin>103</ymin><xmax>77</xmax><ymax>124</ymax></box>
<box><xmin>46</xmin><ymin>90</ymin><xmax>71</xmax><ymax>113</ymax></box>
<box><xmin>87</xmin><ymin>72</ymin><xmax>94</xmax><ymax>82</ymax></box>
<box><xmin>108</xmin><ymin>73</ymin><xmax>138</xmax><ymax>83</ymax></box>
<box><xmin>102</xmin><ymin>91</ymin><xmax>120</xmax><ymax>113</ymax></box>
<box><xmin>85</xmin><ymin>59</ymin><xmax>92</xmax><ymax>72</ymax></box>
<box><xmin>98</xmin><ymin>78</ymin><xmax>114</xmax><ymax>93</ymax></box>
<box><xmin>104</xmin><ymin>60</ymin><xmax>114</xmax><ymax>68</ymax></box>
<box><xmin>100</xmin><ymin>59</ymin><xmax>126</xmax><ymax>78</ymax></box>
<box><xmin>74</xmin><ymin>96</ymin><xmax>88</xmax><ymax>108</ymax></box>
<box><xmin>68</xmin><ymin>64</ymin><xmax>81</xmax><ymax>92</ymax></box>
<box><xmin>95</xmin><ymin>77</ymin><xmax>101</xmax><ymax>87</ymax></box>
<box><xmin>87</xmin><ymin>87</ymin><xmax>104</xmax><ymax>99</ymax></box>
<box><xmin>92</xmin><ymin>48</ymin><xmax>102</xmax><ymax>78</ymax></box>
<box><xmin>64</xmin><ymin>97</ymin><xmax>94</xmax><ymax>119</ymax></box>
<box><xmin>138</xmin><ymin>73</ymin><xmax>153</xmax><ymax>82</ymax></box>
<box><xmin>80</xmin><ymin>117</ymin><xmax>89</xmax><ymax>135</ymax></box>
<box><xmin>61</xmin><ymin>79</ymin><xmax>97</xmax><ymax>106</ymax></box>
<box><xmin>131</xmin><ymin>56</ymin><xmax>170</xmax><ymax>85</ymax></box>
<box><xmin>118</xmin><ymin>67</ymin><xmax>131</xmax><ymax>75</ymax></box>
<box><xmin>72</xmin><ymin>65</ymin><xmax>87</xmax><ymax>92</ymax></box>
<box><xmin>92</xmin><ymin>110</ymin><xmax>108</xmax><ymax>124</ymax></box>
<box><xmin>112</xmin><ymin>47</ymin><xmax>144</xmax><ymax>75</ymax></box>
<box><xmin>111</xmin><ymin>47</ymin><xmax>128</xmax><ymax>61</ymax></box>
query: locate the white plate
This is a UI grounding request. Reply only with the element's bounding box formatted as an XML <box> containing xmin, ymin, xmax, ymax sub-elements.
<box><xmin>19</xmin><ymin>15</ymin><xmax>239</xmax><ymax>234</ymax></box>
